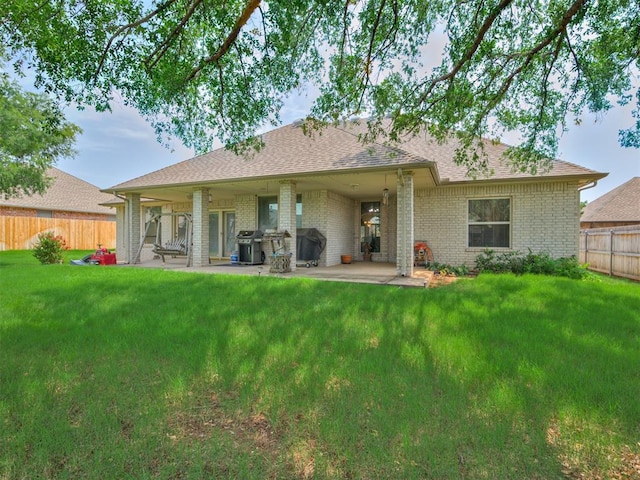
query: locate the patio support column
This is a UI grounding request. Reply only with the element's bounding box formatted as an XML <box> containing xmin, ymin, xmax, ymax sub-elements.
<box><xmin>126</xmin><ymin>193</ymin><xmax>141</xmax><ymax>264</ymax></box>
<box><xmin>279</xmin><ymin>180</ymin><xmax>297</xmax><ymax>271</ymax></box>
<box><xmin>192</xmin><ymin>188</ymin><xmax>210</xmax><ymax>267</ymax></box>
<box><xmin>115</xmin><ymin>205</ymin><xmax>125</xmax><ymax>263</ymax></box>
<box><xmin>396</xmin><ymin>171</ymin><xmax>414</xmax><ymax>277</ymax></box>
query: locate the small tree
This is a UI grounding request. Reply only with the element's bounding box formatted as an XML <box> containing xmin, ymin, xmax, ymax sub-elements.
<box><xmin>0</xmin><ymin>71</ymin><xmax>81</xmax><ymax>199</ymax></box>
<box><xmin>32</xmin><ymin>231</ymin><xmax>68</xmax><ymax>265</ymax></box>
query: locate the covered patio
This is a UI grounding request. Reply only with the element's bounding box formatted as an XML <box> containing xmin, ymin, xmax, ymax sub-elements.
<box><xmin>121</xmin><ymin>257</ymin><xmax>432</xmax><ymax>288</ymax></box>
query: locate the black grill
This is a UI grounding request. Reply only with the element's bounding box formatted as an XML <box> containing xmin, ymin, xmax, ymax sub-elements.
<box><xmin>236</xmin><ymin>230</ymin><xmax>264</xmax><ymax>264</ymax></box>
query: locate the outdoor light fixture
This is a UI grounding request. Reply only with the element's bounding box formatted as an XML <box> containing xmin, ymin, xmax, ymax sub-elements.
<box><xmin>208</xmin><ymin>194</ymin><xmax>212</xmax><ymax>203</ymax></box>
<box><xmin>382</xmin><ymin>188</ymin><xmax>389</xmax><ymax>205</ymax></box>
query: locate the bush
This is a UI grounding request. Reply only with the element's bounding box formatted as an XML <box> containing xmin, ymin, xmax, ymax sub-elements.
<box><xmin>475</xmin><ymin>249</ymin><xmax>589</xmax><ymax>279</ymax></box>
<box><xmin>424</xmin><ymin>261</ymin><xmax>469</xmax><ymax>277</ymax></box>
<box><xmin>32</xmin><ymin>232</ymin><xmax>68</xmax><ymax>264</ymax></box>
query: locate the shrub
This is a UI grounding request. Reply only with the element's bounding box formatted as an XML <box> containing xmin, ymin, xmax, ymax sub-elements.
<box><xmin>474</xmin><ymin>249</ymin><xmax>522</xmax><ymax>273</ymax></box>
<box><xmin>475</xmin><ymin>249</ymin><xmax>590</xmax><ymax>279</ymax></box>
<box><xmin>424</xmin><ymin>261</ymin><xmax>469</xmax><ymax>277</ymax></box>
<box><xmin>32</xmin><ymin>232</ymin><xmax>68</xmax><ymax>264</ymax></box>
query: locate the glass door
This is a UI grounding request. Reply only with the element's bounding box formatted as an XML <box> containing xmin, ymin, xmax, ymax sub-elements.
<box><xmin>209</xmin><ymin>212</ymin><xmax>220</xmax><ymax>257</ymax></box>
<box><xmin>223</xmin><ymin>212</ymin><xmax>236</xmax><ymax>257</ymax></box>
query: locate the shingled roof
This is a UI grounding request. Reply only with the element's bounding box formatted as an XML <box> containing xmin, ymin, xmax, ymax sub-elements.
<box><xmin>106</xmin><ymin>120</ymin><xmax>604</xmax><ymax>192</ymax></box>
<box><xmin>0</xmin><ymin>167</ymin><xmax>116</xmax><ymax>215</ymax></box>
<box><xmin>581</xmin><ymin>177</ymin><xmax>640</xmax><ymax>223</ymax></box>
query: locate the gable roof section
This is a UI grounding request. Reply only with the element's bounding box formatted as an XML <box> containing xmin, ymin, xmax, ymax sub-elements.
<box><xmin>581</xmin><ymin>177</ymin><xmax>640</xmax><ymax>223</ymax></box>
<box><xmin>105</xmin><ymin>121</ymin><xmax>605</xmax><ymax>192</ymax></box>
<box><xmin>0</xmin><ymin>167</ymin><xmax>116</xmax><ymax>215</ymax></box>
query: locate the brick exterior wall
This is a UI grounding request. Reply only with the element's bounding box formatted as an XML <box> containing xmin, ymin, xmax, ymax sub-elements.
<box><xmin>127</xmin><ymin>194</ymin><xmax>141</xmax><ymax>263</ymax></box>
<box><xmin>115</xmin><ymin>206</ymin><xmax>126</xmax><ymax>261</ymax></box>
<box><xmin>235</xmin><ymin>194</ymin><xmax>257</xmax><ymax>231</ymax></box>
<box><xmin>278</xmin><ymin>181</ymin><xmax>297</xmax><ymax>270</ymax></box>
<box><xmin>397</xmin><ymin>173</ymin><xmax>414</xmax><ymax>276</ymax></box>
<box><xmin>414</xmin><ymin>181</ymin><xmax>581</xmax><ymax>267</ymax></box>
<box><xmin>301</xmin><ymin>190</ymin><xmax>328</xmax><ymax>264</ymax></box>
<box><xmin>326</xmin><ymin>191</ymin><xmax>356</xmax><ymax>266</ymax></box>
<box><xmin>387</xmin><ymin>196</ymin><xmax>397</xmax><ymax>262</ymax></box>
<box><xmin>117</xmin><ymin>179</ymin><xmax>581</xmax><ymax>271</ymax></box>
<box><xmin>0</xmin><ymin>205</ymin><xmax>114</xmax><ymax>221</ymax></box>
<box><xmin>192</xmin><ymin>189</ymin><xmax>210</xmax><ymax>267</ymax></box>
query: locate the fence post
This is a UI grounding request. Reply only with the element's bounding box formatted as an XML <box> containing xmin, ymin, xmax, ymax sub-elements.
<box><xmin>609</xmin><ymin>230</ymin><xmax>614</xmax><ymax>276</ymax></box>
<box><xmin>584</xmin><ymin>231</ymin><xmax>588</xmax><ymax>265</ymax></box>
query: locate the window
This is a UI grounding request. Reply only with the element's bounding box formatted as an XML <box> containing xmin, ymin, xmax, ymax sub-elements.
<box><xmin>360</xmin><ymin>201</ymin><xmax>381</xmax><ymax>253</ymax></box>
<box><xmin>258</xmin><ymin>196</ymin><xmax>278</xmax><ymax>231</ymax></box>
<box><xmin>468</xmin><ymin>198</ymin><xmax>510</xmax><ymax>248</ymax></box>
<box><xmin>36</xmin><ymin>210</ymin><xmax>52</xmax><ymax>218</ymax></box>
<box><xmin>176</xmin><ymin>214</ymin><xmax>188</xmax><ymax>240</ymax></box>
<box><xmin>258</xmin><ymin>195</ymin><xmax>302</xmax><ymax>231</ymax></box>
<box><xmin>144</xmin><ymin>207</ymin><xmax>161</xmax><ymax>244</ymax></box>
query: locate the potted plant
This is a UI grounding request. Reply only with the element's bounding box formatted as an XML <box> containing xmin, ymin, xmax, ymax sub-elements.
<box><xmin>363</xmin><ymin>242</ymin><xmax>373</xmax><ymax>262</ymax></box>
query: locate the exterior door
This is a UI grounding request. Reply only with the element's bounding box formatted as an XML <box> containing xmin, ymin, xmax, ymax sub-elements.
<box><xmin>208</xmin><ymin>211</ymin><xmax>236</xmax><ymax>258</ymax></box>
<box><xmin>209</xmin><ymin>212</ymin><xmax>220</xmax><ymax>257</ymax></box>
<box><xmin>223</xmin><ymin>212</ymin><xmax>236</xmax><ymax>257</ymax></box>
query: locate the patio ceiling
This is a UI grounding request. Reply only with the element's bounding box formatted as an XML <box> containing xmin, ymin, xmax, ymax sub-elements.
<box><xmin>118</xmin><ymin>167</ymin><xmax>437</xmax><ymax>204</ymax></box>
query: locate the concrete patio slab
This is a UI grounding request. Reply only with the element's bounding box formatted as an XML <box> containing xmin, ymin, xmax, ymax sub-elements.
<box><xmin>120</xmin><ymin>257</ymin><xmax>430</xmax><ymax>288</ymax></box>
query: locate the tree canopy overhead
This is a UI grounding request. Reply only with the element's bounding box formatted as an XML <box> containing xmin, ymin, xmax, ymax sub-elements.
<box><xmin>2</xmin><ymin>0</ymin><xmax>638</xmax><ymax>174</ymax></box>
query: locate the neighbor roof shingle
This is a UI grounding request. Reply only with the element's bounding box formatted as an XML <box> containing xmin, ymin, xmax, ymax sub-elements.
<box><xmin>581</xmin><ymin>177</ymin><xmax>640</xmax><ymax>223</ymax></box>
<box><xmin>0</xmin><ymin>167</ymin><xmax>116</xmax><ymax>215</ymax></box>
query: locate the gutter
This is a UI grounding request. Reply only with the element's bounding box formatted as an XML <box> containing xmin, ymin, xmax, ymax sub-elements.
<box><xmin>578</xmin><ymin>180</ymin><xmax>598</xmax><ymax>192</ymax></box>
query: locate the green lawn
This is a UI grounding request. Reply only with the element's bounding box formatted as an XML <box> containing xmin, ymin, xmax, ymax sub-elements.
<box><xmin>1</xmin><ymin>250</ymin><xmax>639</xmax><ymax>479</ymax></box>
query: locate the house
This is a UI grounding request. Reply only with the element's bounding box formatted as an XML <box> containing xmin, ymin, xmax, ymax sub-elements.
<box><xmin>103</xmin><ymin>120</ymin><xmax>606</xmax><ymax>276</ymax></box>
<box><xmin>580</xmin><ymin>177</ymin><xmax>640</xmax><ymax>229</ymax></box>
<box><xmin>0</xmin><ymin>167</ymin><xmax>117</xmax><ymax>250</ymax></box>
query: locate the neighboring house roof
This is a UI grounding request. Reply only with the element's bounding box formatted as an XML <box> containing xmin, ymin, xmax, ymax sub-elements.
<box><xmin>105</xmin><ymin>120</ymin><xmax>605</xmax><ymax>193</ymax></box>
<box><xmin>581</xmin><ymin>177</ymin><xmax>640</xmax><ymax>223</ymax></box>
<box><xmin>0</xmin><ymin>167</ymin><xmax>116</xmax><ymax>215</ymax></box>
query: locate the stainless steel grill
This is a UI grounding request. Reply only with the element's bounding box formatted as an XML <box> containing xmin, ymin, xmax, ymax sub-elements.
<box><xmin>236</xmin><ymin>230</ymin><xmax>264</xmax><ymax>265</ymax></box>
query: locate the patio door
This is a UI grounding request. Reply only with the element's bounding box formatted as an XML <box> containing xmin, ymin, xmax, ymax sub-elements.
<box><xmin>223</xmin><ymin>212</ymin><xmax>236</xmax><ymax>257</ymax></box>
<box><xmin>208</xmin><ymin>211</ymin><xmax>236</xmax><ymax>258</ymax></box>
<box><xmin>209</xmin><ymin>212</ymin><xmax>220</xmax><ymax>257</ymax></box>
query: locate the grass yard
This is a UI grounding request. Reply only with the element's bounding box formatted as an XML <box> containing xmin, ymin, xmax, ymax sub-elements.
<box><xmin>1</xmin><ymin>250</ymin><xmax>639</xmax><ymax>479</ymax></box>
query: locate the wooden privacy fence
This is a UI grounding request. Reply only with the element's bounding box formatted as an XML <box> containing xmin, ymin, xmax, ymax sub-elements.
<box><xmin>579</xmin><ymin>225</ymin><xmax>640</xmax><ymax>281</ymax></box>
<box><xmin>0</xmin><ymin>216</ymin><xmax>116</xmax><ymax>251</ymax></box>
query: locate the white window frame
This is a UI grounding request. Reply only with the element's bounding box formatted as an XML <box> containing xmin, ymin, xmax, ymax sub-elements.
<box><xmin>467</xmin><ymin>197</ymin><xmax>511</xmax><ymax>249</ymax></box>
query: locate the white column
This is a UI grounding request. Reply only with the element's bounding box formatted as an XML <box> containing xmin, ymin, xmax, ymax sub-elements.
<box><xmin>126</xmin><ymin>193</ymin><xmax>141</xmax><ymax>264</ymax></box>
<box><xmin>396</xmin><ymin>172</ymin><xmax>414</xmax><ymax>277</ymax></box>
<box><xmin>192</xmin><ymin>188</ymin><xmax>210</xmax><ymax>267</ymax></box>
<box><xmin>279</xmin><ymin>180</ymin><xmax>297</xmax><ymax>271</ymax></box>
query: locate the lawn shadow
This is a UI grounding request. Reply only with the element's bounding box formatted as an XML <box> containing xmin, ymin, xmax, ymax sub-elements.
<box><xmin>2</xmin><ymin>265</ymin><xmax>639</xmax><ymax>478</ymax></box>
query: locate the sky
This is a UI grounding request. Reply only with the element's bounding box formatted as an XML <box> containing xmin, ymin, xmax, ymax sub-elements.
<box><xmin>53</xmin><ymin>93</ymin><xmax>639</xmax><ymax>204</ymax></box>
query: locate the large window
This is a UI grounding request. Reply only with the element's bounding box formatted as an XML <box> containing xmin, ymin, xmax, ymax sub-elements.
<box><xmin>258</xmin><ymin>195</ymin><xmax>303</xmax><ymax>231</ymax></box>
<box><xmin>361</xmin><ymin>201</ymin><xmax>381</xmax><ymax>253</ymax></box>
<box><xmin>258</xmin><ymin>196</ymin><xmax>278</xmax><ymax>231</ymax></box>
<box><xmin>468</xmin><ymin>198</ymin><xmax>510</xmax><ymax>248</ymax></box>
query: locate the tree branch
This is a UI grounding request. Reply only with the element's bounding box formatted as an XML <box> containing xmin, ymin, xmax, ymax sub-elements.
<box><xmin>184</xmin><ymin>0</ymin><xmax>261</xmax><ymax>83</ymax></box>
<box><xmin>144</xmin><ymin>0</ymin><xmax>204</xmax><ymax>72</ymax></box>
<box><xmin>418</xmin><ymin>0</ymin><xmax>516</xmax><ymax>104</ymax></box>
<box><xmin>94</xmin><ymin>0</ymin><xmax>179</xmax><ymax>79</ymax></box>
<box><xmin>418</xmin><ymin>0</ymin><xmax>587</xmax><ymax>115</ymax></box>
<box><xmin>336</xmin><ymin>0</ymin><xmax>353</xmax><ymax>74</ymax></box>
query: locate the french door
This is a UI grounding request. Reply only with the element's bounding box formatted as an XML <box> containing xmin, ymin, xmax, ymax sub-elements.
<box><xmin>208</xmin><ymin>211</ymin><xmax>236</xmax><ymax>258</ymax></box>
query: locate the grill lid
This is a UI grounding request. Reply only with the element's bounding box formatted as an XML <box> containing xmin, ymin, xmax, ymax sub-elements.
<box><xmin>236</xmin><ymin>230</ymin><xmax>263</xmax><ymax>239</ymax></box>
